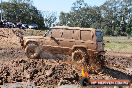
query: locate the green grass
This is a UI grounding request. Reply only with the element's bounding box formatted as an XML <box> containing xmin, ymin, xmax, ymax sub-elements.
<box><xmin>104</xmin><ymin>36</ymin><xmax>132</xmax><ymax>52</ymax></box>
<box><xmin>104</xmin><ymin>36</ymin><xmax>132</xmax><ymax>43</ymax></box>
<box><xmin>105</xmin><ymin>42</ymin><xmax>132</xmax><ymax>52</ymax></box>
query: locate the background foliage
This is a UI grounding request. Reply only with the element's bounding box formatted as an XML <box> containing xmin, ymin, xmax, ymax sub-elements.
<box><xmin>59</xmin><ymin>0</ymin><xmax>132</xmax><ymax>36</ymax></box>
<box><xmin>0</xmin><ymin>0</ymin><xmax>131</xmax><ymax>36</ymax></box>
<box><xmin>0</xmin><ymin>0</ymin><xmax>57</xmax><ymax>29</ymax></box>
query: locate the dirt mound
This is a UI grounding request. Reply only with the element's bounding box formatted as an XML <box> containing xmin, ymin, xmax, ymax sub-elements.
<box><xmin>0</xmin><ymin>58</ymin><xmax>115</xmax><ymax>87</ymax></box>
<box><xmin>0</xmin><ymin>28</ymin><xmax>25</xmax><ymax>60</ymax></box>
<box><xmin>0</xmin><ymin>28</ymin><xmax>24</xmax><ymax>48</ymax></box>
<box><xmin>0</xmin><ymin>59</ymin><xmax>80</xmax><ymax>86</ymax></box>
<box><xmin>0</xmin><ymin>57</ymin><xmax>131</xmax><ymax>87</ymax></box>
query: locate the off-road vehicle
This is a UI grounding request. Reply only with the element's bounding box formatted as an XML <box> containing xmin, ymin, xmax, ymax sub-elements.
<box><xmin>21</xmin><ymin>26</ymin><xmax>105</xmax><ymax>66</ymax></box>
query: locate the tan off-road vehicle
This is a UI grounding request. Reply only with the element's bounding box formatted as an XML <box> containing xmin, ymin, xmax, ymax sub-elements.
<box><xmin>21</xmin><ymin>26</ymin><xmax>105</xmax><ymax>66</ymax></box>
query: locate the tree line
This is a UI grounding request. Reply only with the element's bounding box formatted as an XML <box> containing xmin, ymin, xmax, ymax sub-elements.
<box><xmin>0</xmin><ymin>0</ymin><xmax>131</xmax><ymax>36</ymax></box>
<box><xmin>59</xmin><ymin>0</ymin><xmax>132</xmax><ymax>36</ymax></box>
<box><xmin>0</xmin><ymin>0</ymin><xmax>57</xmax><ymax>29</ymax></box>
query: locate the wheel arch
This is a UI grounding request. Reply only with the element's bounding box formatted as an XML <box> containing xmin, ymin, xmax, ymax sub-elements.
<box><xmin>72</xmin><ymin>45</ymin><xmax>87</xmax><ymax>52</ymax></box>
<box><xmin>25</xmin><ymin>41</ymin><xmax>39</xmax><ymax>48</ymax></box>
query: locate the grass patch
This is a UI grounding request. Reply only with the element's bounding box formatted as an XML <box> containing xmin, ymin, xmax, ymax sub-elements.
<box><xmin>104</xmin><ymin>36</ymin><xmax>132</xmax><ymax>43</ymax></box>
<box><xmin>104</xmin><ymin>36</ymin><xmax>132</xmax><ymax>52</ymax></box>
<box><xmin>105</xmin><ymin>42</ymin><xmax>132</xmax><ymax>52</ymax></box>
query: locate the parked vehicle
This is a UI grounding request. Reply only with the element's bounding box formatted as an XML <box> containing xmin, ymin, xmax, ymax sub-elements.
<box><xmin>21</xmin><ymin>24</ymin><xmax>28</xmax><ymax>29</ymax></box>
<box><xmin>5</xmin><ymin>22</ymin><xmax>16</xmax><ymax>28</ymax></box>
<box><xmin>28</xmin><ymin>24</ymin><xmax>38</xmax><ymax>29</ymax></box>
<box><xmin>16</xmin><ymin>22</ymin><xmax>22</xmax><ymax>28</ymax></box>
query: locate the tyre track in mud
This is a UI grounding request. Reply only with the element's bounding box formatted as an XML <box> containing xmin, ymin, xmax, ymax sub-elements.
<box><xmin>102</xmin><ymin>66</ymin><xmax>132</xmax><ymax>80</ymax></box>
<box><xmin>104</xmin><ymin>55</ymin><xmax>132</xmax><ymax>82</ymax></box>
<box><xmin>0</xmin><ymin>47</ymin><xmax>131</xmax><ymax>86</ymax></box>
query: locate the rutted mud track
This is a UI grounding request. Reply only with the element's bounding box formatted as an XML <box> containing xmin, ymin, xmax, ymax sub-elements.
<box><xmin>0</xmin><ymin>28</ymin><xmax>131</xmax><ymax>87</ymax></box>
<box><xmin>105</xmin><ymin>55</ymin><xmax>132</xmax><ymax>78</ymax></box>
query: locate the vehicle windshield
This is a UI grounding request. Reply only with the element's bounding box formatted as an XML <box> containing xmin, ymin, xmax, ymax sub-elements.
<box><xmin>96</xmin><ymin>31</ymin><xmax>103</xmax><ymax>42</ymax></box>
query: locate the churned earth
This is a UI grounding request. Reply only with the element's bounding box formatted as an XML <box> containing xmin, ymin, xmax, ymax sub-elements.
<box><xmin>0</xmin><ymin>28</ymin><xmax>131</xmax><ymax>88</ymax></box>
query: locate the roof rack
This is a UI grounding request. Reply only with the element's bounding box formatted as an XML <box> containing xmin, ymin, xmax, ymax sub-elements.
<box><xmin>50</xmin><ymin>26</ymin><xmax>96</xmax><ymax>31</ymax></box>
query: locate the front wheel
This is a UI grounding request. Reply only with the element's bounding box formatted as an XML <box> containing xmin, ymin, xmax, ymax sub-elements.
<box><xmin>25</xmin><ymin>44</ymin><xmax>41</xmax><ymax>59</ymax></box>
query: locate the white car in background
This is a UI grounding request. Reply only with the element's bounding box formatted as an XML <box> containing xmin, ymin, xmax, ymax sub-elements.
<box><xmin>28</xmin><ymin>24</ymin><xmax>38</xmax><ymax>29</ymax></box>
<box><xmin>5</xmin><ymin>22</ymin><xmax>16</xmax><ymax>28</ymax></box>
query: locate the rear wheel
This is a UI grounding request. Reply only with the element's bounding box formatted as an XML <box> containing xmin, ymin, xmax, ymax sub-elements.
<box><xmin>72</xmin><ymin>49</ymin><xmax>88</xmax><ymax>64</ymax></box>
<box><xmin>98</xmin><ymin>55</ymin><xmax>106</xmax><ymax>67</ymax></box>
<box><xmin>25</xmin><ymin>43</ymin><xmax>41</xmax><ymax>59</ymax></box>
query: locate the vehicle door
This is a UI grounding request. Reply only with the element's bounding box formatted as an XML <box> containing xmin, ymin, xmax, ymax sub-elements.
<box><xmin>43</xmin><ymin>29</ymin><xmax>62</xmax><ymax>54</ymax></box>
<box><xmin>59</xmin><ymin>29</ymin><xmax>75</xmax><ymax>54</ymax></box>
<box><xmin>79</xmin><ymin>30</ymin><xmax>96</xmax><ymax>50</ymax></box>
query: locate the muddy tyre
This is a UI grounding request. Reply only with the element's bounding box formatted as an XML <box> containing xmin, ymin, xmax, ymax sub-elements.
<box><xmin>98</xmin><ymin>55</ymin><xmax>106</xmax><ymax>67</ymax></box>
<box><xmin>72</xmin><ymin>49</ymin><xmax>88</xmax><ymax>64</ymax></box>
<box><xmin>25</xmin><ymin>44</ymin><xmax>41</xmax><ymax>59</ymax></box>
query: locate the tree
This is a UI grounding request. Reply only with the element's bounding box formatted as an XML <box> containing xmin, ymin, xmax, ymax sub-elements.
<box><xmin>100</xmin><ymin>0</ymin><xmax>132</xmax><ymax>35</ymax></box>
<box><xmin>59</xmin><ymin>0</ymin><xmax>102</xmax><ymax>28</ymax></box>
<box><xmin>59</xmin><ymin>0</ymin><xmax>131</xmax><ymax>36</ymax></box>
<box><xmin>42</xmin><ymin>11</ymin><xmax>57</xmax><ymax>28</ymax></box>
<box><xmin>59</xmin><ymin>12</ymin><xmax>69</xmax><ymax>26</ymax></box>
<box><xmin>0</xmin><ymin>0</ymin><xmax>44</xmax><ymax>28</ymax></box>
<box><xmin>71</xmin><ymin>0</ymin><xmax>87</xmax><ymax>11</ymax></box>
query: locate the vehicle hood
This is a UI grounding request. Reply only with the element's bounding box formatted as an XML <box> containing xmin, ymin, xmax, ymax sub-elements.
<box><xmin>23</xmin><ymin>36</ymin><xmax>44</xmax><ymax>39</ymax></box>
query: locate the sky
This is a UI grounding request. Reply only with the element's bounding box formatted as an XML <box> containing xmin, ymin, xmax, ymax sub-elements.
<box><xmin>33</xmin><ymin>0</ymin><xmax>107</xmax><ymax>13</ymax></box>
